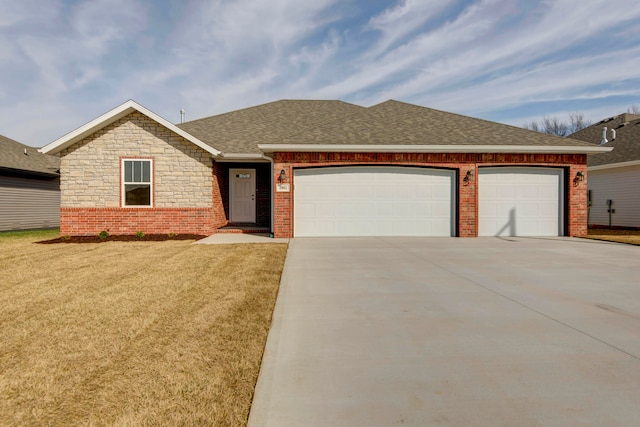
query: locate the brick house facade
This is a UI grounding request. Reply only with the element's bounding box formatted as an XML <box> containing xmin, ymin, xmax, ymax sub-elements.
<box><xmin>41</xmin><ymin>99</ymin><xmax>609</xmax><ymax>238</ymax></box>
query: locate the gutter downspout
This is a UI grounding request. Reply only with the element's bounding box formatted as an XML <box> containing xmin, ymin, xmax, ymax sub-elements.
<box><xmin>261</xmin><ymin>154</ymin><xmax>275</xmax><ymax>237</ymax></box>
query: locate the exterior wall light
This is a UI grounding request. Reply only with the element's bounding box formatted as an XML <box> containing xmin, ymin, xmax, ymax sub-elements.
<box><xmin>463</xmin><ymin>169</ymin><xmax>473</xmax><ymax>183</ymax></box>
<box><xmin>574</xmin><ymin>171</ymin><xmax>585</xmax><ymax>185</ymax></box>
<box><xmin>279</xmin><ymin>169</ymin><xmax>287</xmax><ymax>182</ymax></box>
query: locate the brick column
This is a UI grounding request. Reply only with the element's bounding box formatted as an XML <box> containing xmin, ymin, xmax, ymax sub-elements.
<box><xmin>458</xmin><ymin>164</ymin><xmax>478</xmax><ymax>237</ymax></box>
<box><xmin>273</xmin><ymin>162</ymin><xmax>293</xmax><ymax>238</ymax></box>
<box><xmin>568</xmin><ymin>164</ymin><xmax>588</xmax><ymax>237</ymax></box>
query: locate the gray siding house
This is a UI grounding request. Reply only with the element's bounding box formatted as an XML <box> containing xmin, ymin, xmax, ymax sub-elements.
<box><xmin>0</xmin><ymin>134</ymin><xmax>60</xmax><ymax>231</ymax></box>
<box><xmin>570</xmin><ymin>113</ymin><xmax>640</xmax><ymax>228</ymax></box>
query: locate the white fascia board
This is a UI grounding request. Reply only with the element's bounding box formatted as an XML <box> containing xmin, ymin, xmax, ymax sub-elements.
<box><xmin>257</xmin><ymin>144</ymin><xmax>614</xmax><ymax>154</ymax></box>
<box><xmin>217</xmin><ymin>153</ymin><xmax>271</xmax><ymax>162</ymax></box>
<box><xmin>39</xmin><ymin>100</ymin><xmax>221</xmax><ymax>156</ymax></box>
<box><xmin>588</xmin><ymin>160</ymin><xmax>640</xmax><ymax>171</ymax></box>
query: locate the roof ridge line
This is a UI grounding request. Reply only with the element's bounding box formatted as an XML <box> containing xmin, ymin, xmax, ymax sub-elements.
<box><xmin>181</xmin><ymin>99</ymin><xmax>364</xmax><ymax>125</ymax></box>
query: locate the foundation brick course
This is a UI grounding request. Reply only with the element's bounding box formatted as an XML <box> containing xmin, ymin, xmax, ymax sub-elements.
<box><xmin>60</xmin><ymin>207</ymin><xmax>213</xmax><ymax>236</ymax></box>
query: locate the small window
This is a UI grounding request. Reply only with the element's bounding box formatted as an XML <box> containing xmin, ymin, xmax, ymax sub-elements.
<box><xmin>122</xmin><ymin>159</ymin><xmax>152</xmax><ymax>206</ymax></box>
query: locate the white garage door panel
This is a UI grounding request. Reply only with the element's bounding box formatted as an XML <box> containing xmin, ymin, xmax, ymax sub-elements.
<box><xmin>294</xmin><ymin>166</ymin><xmax>454</xmax><ymax>237</ymax></box>
<box><xmin>479</xmin><ymin>167</ymin><xmax>563</xmax><ymax>237</ymax></box>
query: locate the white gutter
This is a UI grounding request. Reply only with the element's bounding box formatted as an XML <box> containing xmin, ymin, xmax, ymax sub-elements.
<box><xmin>257</xmin><ymin>144</ymin><xmax>613</xmax><ymax>154</ymax></box>
<box><xmin>588</xmin><ymin>160</ymin><xmax>640</xmax><ymax>171</ymax></box>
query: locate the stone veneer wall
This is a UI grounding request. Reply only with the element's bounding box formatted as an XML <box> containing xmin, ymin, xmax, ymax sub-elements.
<box><xmin>59</xmin><ymin>112</ymin><xmax>215</xmax><ymax>235</ymax></box>
<box><xmin>272</xmin><ymin>152</ymin><xmax>588</xmax><ymax>238</ymax></box>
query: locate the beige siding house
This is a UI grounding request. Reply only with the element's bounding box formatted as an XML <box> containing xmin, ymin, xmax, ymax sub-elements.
<box><xmin>571</xmin><ymin>113</ymin><xmax>640</xmax><ymax>228</ymax></box>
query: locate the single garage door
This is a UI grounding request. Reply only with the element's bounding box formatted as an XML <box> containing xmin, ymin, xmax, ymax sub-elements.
<box><xmin>478</xmin><ymin>167</ymin><xmax>563</xmax><ymax>236</ymax></box>
<box><xmin>294</xmin><ymin>166</ymin><xmax>455</xmax><ymax>237</ymax></box>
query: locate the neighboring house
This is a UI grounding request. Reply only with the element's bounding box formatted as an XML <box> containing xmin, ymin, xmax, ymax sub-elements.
<box><xmin>1</xmin><ymin>134</ymin><xmax>60</xmax><ymax>231</ymax></box>
<box><xmin>40</xmin><ymin>99</ymin><xmax>610</xmax><ymax>238</ymax></box>
<box><xmin>570</xmin><ymin>113</ymin><xmax>640</xmax><ymax>228</ymax></box>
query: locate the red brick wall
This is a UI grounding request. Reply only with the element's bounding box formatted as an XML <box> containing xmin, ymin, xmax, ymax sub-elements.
<box><xmin>272</xmin><ymin>152</ymin><xmax>588</xmax><ymax>238</ymax></box>
<box><xmin>211</xmin><ymin>161</ymin><xmax>229</xmax><ymax>229</ymax></box>
<box><xmin>60</xmin><ymin>207</ymin><xmax>214</xmax><ymax>236</ymax></box>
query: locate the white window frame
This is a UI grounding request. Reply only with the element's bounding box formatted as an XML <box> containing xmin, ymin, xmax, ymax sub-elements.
<box><xmin>121</xmin><ymin>158</ymin><xmax>154</xmax><ymax>207</ymax></box>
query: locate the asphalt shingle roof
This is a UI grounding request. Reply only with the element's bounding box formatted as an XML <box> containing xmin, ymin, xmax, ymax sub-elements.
<box><xmin>277</xmin><ymin>100</ymin><xmax>597</xmax><ymax>147</ymax></box>
<box><xmin>177</xmin><ymin>100</ymin><xmax>366</xmax><ymax>154</ymax></box>
<box><xmin>570</xmin><ymin>113</ymin><xmax>640</xmax><ymax>167</ymax></box>
<box><xmin>0</xmin><ymin>134</ymin><xmax>59</xmax><ymax>176</ymax></box>
<box><xmin>178</xmin><ymin>99</ymin><xmax>597</xmax><ymax>153</ymax></box>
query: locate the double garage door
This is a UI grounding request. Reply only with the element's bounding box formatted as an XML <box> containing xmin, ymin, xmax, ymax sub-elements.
<box><xmin>293</xmin><ymin>166</ymin><xmax>564</xmax><ymax>237</ymax></box>
<box><xmin>294</xmin><ymin>166</ymin><xmax>455</xmax><ymax>237</ymax></box>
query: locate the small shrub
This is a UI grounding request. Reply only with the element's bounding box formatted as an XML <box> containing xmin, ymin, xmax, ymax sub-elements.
<box><xmin>135</xmin><ymin>231</ymin><xmax>145</xmax><ymax>239</ymax></box>
<box><xmin>167</xmin><ymin>232</ymin><xmax>176</xmax><ymax>238</ymax></box>
<box><xmin>62</xmin><ymin>235</ymin><xmax>71</xmax><ymax>241</ymax></box>
<box><xmin>98</xmin><ymin>230</ymin><xmax>109</xmax><ymax>240</ymax></box>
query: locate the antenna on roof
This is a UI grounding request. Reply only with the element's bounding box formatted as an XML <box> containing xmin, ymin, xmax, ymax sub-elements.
<box><xmin>180</xmin><ymin>108</ymin><xmax>186</xmax><ymax>124</ymax></box>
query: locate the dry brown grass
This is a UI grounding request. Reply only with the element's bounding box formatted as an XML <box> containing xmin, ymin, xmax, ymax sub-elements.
<box><xmin>585</xmin><ymin>228</ymin><xmax>640</xmax><ymax>245</ymax></box>
<box><xmin>0</xmin><ymin>230</ymin><xmax>287</xmax><ymax>426</ymax></box>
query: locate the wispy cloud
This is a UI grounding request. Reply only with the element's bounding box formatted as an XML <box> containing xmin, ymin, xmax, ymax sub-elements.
<box><xmin>0</xmin><ymin>0</ymin><xmax>639</xmax><ymax>146</ymax></box>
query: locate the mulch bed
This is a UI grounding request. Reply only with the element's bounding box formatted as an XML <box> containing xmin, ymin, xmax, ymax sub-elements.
<box><xmin>37</xmin><ymin>234</ymin><xmax>207</xmax><ymax>244</ymax></box>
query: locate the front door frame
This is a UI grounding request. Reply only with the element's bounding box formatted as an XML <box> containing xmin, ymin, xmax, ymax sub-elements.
<box><xmin>229</xmin><ymin>168</ymin><xmax>256</xmax><ymax>223</ymax></box>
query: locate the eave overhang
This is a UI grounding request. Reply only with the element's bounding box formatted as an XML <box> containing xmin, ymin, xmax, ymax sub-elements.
<box><xmin>588</xmin><ymin>160</ymin><xmax>640</xmax><ymax>171</ymax></box>
<box><xmin>257</xmin><ymin>144</ymin><xmax>613</xmax><ymax>155</ymax></box>
<box><xmin>216</xmin><ymin>153</ymin><xmax>271</xmax><ymax>163</ymax></box>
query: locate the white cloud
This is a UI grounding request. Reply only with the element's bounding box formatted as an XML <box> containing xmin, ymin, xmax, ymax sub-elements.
<box><xmin>69</xmin><ymin>0</ymin><xmax>148</xmax><ymax>53</ymax></box>
<box><xmin>1</xmin><ymin>0</ymin><xmax>640</xmax><ymax>146</ymax></box>
<box><xmin>364</xmin><ymin>0</ymin><xmax>451</xmax><ymax>58</ymax></box>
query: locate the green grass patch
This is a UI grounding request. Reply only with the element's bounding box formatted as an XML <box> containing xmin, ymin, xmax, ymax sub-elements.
<box><xmin>0</xmin><ymin>228</ymin><xmax>59</xmax><ymax>240</ymax></box>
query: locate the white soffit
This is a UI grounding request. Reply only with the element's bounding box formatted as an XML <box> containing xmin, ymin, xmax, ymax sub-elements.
<box><xmin>40</xmin><ymin>100</ymin><xmax>220</xmax><ymax>156</ymax></box>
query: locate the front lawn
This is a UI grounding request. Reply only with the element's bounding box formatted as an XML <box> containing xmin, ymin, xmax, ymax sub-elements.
<box><xmin>585</xmin><ymin>228</ymin><xmax>640</xmax><ymax>245</ymax></box>
<box><xmin>0</xmin><ymin>230</ymin><xmax>287</xmax><ymax>426</ymax></box>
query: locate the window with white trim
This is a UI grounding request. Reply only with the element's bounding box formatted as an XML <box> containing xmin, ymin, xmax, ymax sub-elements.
<box><xmin>122</xmin><ymin>159</ymin><xmax>152</xmax><ymax>206</ymax></box>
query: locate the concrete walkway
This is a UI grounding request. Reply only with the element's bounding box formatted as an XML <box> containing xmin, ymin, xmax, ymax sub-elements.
<box><xmin>249</xmin><ymin>237</ymin><xmax>640</xmax><ymax>427</ymax></box>
<box><xmin>194</xmin><ymin>233</ymin><xmax>289</xmax><ymax>244</ymax></box>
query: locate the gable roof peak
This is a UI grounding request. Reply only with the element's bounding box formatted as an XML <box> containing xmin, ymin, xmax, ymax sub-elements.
<box><xmin>40</xmin><ymin>99</ymin><xmax>219</xmax><ymax>156</ymax></box>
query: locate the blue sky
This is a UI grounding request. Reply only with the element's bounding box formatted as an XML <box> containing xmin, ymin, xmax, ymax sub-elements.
<box><xmin>2</xmin><ymin>0</ymin><xmax>640</xmax><ymax>147</ymax></box>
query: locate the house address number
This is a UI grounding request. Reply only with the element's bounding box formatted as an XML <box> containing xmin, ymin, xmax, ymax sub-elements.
<box><xmin>276</xmin><ymin>183</ymin><xmax>290</xmax><ymax>192</ymax></box>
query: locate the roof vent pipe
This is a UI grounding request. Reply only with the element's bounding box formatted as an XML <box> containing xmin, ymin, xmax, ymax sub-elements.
<box><xmin>601</xmin><ymin>127</ymin><xmax>608</xmax><ymax>145</ymax></box>
<box><xmin>180</xmin><ymin>109</ymin><xmax>185</xmax><ymax>124</ymax></box>
<box><xmin>611</xmin><ymin>128</ymin><xmax>616</xmax><ymax>141</ymax></box>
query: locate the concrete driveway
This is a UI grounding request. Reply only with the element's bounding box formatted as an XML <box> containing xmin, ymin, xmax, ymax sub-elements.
<box><xmin>248</xmin><ymin>237</ymin><xmax>640</xmax><ymax>427</ymax></box>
